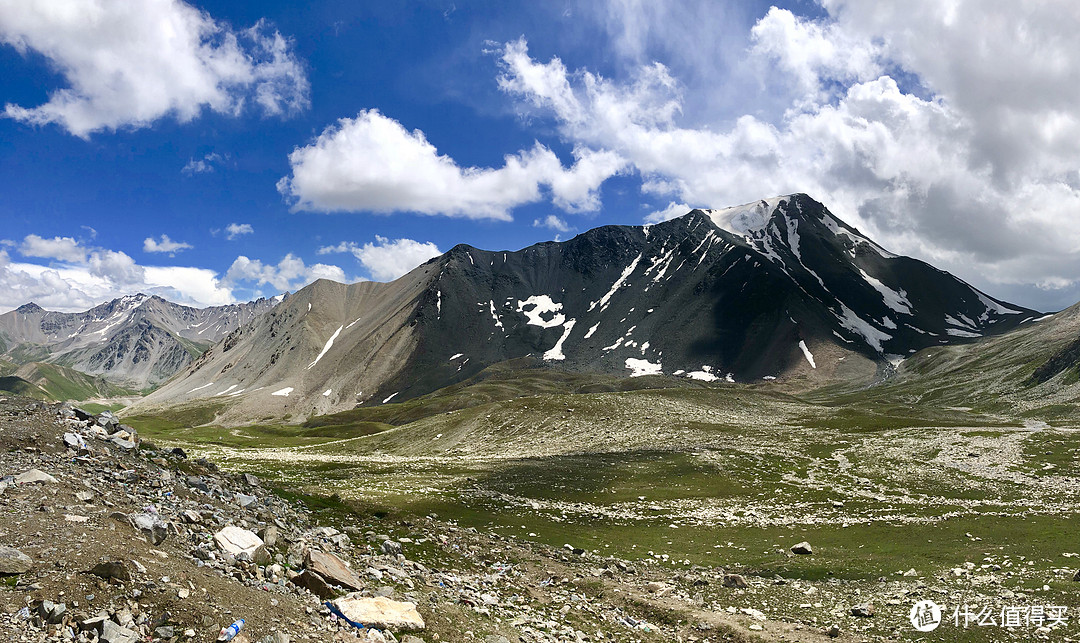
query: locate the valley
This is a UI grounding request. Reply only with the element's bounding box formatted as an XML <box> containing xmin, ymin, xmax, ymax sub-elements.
<box><xmin>121</xmin><ymin>363</ymin><xmax>1080</xmax><ymax>641</ymax></box>
<box><xmin>6</xmin><ymin>196</ymin><xmax>1080</xmax><ymax>641</ymax></box>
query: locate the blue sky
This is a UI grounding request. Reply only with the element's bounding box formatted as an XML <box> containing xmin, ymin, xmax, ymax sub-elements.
<box><xmin>3</xmin><ymin>0</ymin><xmax>1080</xmax><ymax>313</ymax></box>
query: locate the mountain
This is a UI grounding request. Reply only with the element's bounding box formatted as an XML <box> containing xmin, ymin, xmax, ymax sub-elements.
<box><xmin>0</xmin><ymin>294</ymin><xmax>281</xmax><ymax>391</ymax></box>
<box><xmin>129</xmin><ymin>194</ymin><xmax>1038</xmax><ymax>423</ymax></box>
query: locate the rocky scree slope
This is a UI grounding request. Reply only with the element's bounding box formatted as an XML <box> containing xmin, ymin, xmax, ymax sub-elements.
<box><xmin>133</xmin><ymin>194</ymin><xmax>1036</xmax><ymax>422</ymax></box>
<box><xmin>0</xmin><ymin>294</ymin><xmax>280</xmax><ymax>391</ymax></box>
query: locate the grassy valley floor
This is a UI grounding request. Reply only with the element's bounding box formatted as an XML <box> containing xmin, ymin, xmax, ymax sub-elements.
<box><xmin>125</xmin><ymin>378</ymin><xmax>1080</xmax><ymax>642</ymax></box>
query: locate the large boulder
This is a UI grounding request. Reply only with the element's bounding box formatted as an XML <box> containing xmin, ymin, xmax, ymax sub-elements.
<box><xmin>14</xmin><ymin>469</ymin><xmax>57</xmax><ymax>485</ymax></box>
<box><xmin>215</xmin><ymin>525</ymin><xmax>270</xmax><ymax>564</ymax></box>
<box><xmin>129</xmin><ymin>513</ymin><xmax>169</xmax><ymax>545</ymax></box>
<box><xmin>307</xmin><ymin>550</ymin><xmax>364</xmax><ymax>591</ymax></box>
<box><xmin>0</xmin><ymin>546</ymin><xmax>32</xmax><ymax>574</ymax></box>
<box><xmin>791</xmin><ymin>541</ymin><xmax>813</xmax><ymax>555</ymax></box>
<box><xmin>330</xmin><ymin>595</ymin><xmax>425</xmax><ymax>631</ymax></box>
<box><xmin>289</xmin><ymin>570</ymin><xmax>336</xmax><ymax>599</ymax></box>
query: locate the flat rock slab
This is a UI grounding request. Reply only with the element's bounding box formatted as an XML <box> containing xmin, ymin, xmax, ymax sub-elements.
<box><xmin>14</xmin><ymin>469</ymin><xmax>57</xmax><ymax>484</ymax></box>
<box><xmin>307</xmin><ymin>550</ymin><xmax>364</xmax><ymax>591</ymax></box>
<box><xmin>214</xmin><ymin>525</ymin><xmax>264</xmax><ymax>557</ymax></box>
<box><xmin>0</xmin><ymin>546</ymin><xmax>32</xmax><ymax>574</ymax></box>
<box><xmin>331</xmin><ymin>595</ymin><xmax>425</xmax><ymax>631</ymax></box>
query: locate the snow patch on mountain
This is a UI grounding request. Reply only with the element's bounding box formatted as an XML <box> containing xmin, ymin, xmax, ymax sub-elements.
<box><xmin>858</xmin><ymin>269</ymin><xmax>912</xmax><ymax>314</ymax></box>
<box><xmin>834</xmin><ymin>303</ymin><xmax>892</xmax><ymax>353</ymax></box>
<box><xmin>307</xmin><ymin>325</ymin><xmax>343</xmax><ymax>369</ymax></box>
<box><xmin>798</xmin><ymin>340</ymin><xmax>817</xmax><ymax>368</ymax></box>
<box><xmin>590</xmin><ymin>254</ymin><xmax>642</xmax><ymax>312</ymax></box>
<box><xmin>625</xmin><ymin>358</ymin><xmax>662</xmax><ymax>377</ymax></box>
<box><xmin>271</xmin><ymin>387</ymin><xmax>293</xmax><ymax>397</ymax></box>
<box><xmin>543</xmin><ymin>319</ymin><xmax>576</xmax><ymax>361</ymax></box>
<box><xmin>517</xmin><ymin>295</ymin><xmax>566</xmax><ymax>328</ymax></box>
<box><xmin>706</xmin><ymin>197</ymin><xmax>790</xmax><ymax>236</ymax></box>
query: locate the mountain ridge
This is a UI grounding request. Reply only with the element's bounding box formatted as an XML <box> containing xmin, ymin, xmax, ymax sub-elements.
<box><xmin>128</xmin><ymin>193</ymin><xmax>1038</xmax><ymax>423</ymax></box>
<box><xmin>0</xmin><ymin>293</ymin><xmax>283</xmax><ymax>390</ymax></box>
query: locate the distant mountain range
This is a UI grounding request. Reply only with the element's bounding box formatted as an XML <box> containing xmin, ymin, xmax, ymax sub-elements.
<box><xmin>128</xmin><ymin>193</ymin><xmax>1040</xmax><ymax>423</ymax></box>
<box><xmin>0</xmin><ymin>293</ymin><xmax>281</xmax><ymax>391</ymax></box>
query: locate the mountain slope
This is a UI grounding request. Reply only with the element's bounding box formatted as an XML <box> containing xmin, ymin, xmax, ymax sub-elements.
<box><xmin>129</xmin><ymin>194</ymin><xmax>1038</xmax><ymax>423</ymax></box>
<box><xmin>0</xmin><ymin>294</ymin><xmax>280</xmax><ymax>389</ymax></box>
<box><xmin>816</xmin><ymin>303</ymin><xmax>1080</xmax><ymax>421</ymax></box>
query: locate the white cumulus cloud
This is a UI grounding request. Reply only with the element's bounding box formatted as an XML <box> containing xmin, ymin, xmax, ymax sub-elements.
<box><xmin>19</xmin><ymin>234</ymin><xmax>87</xmax><ymax>263</ymax></box>
<box><xmin>493</xmin><ymin>3</ymin><xmax>1080</xmax><ymax>310</ymax></box>
<box><xmin>318</xmin><ymin>236</ymin><xmax>442</xmax><ymax>282</ymax></box>
<box><xmin>643</xmin><ymin>202</ymin><xmax>694</xmax><ymax>224</ymax></box>
<box><xmin>143</xmin><ymin>234</ymin><xmax>193</xmax><ymax>254</ymax></box>
<box><xmin>533</xmin><ymin>215</ymin><xmax>571</xmax><ymax>233</ymax></box>
<box><xmin>223</xmin><ymin>253</ymin><xmax>345</xmax><ymax>291</ymax></box>
<box><xmin>225</xmin><ymin>223</ymin><xmax>254</xmax><ymax>240</ymax></box>
<box><xmin>277</xmin><ymin>109</ymin><xmax>625</xmax><ymax>219</ymax></box>
<box><xmin>0</xmin><ymin>0</ymin><xmax>309</xmax><ymax>138</ymax></box>
<box><xmin>0</xmin><ymin>234</ymin><xmax>236</xmax><ymax>311</ymax></box>
<box><xmin>182</xmin><ymin>152</ymin><xmax>225</xmax><ymax>175</ymax></box>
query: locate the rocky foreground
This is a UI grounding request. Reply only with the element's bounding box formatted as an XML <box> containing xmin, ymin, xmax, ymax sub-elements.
<box><xmin>0</xmin><ymin>396</ymin><xmax>849</xmax><ymax>643</ymax></box>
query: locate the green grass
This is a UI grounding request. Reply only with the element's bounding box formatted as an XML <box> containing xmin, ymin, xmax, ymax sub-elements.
<box><xmin>11</xmin><ymin>362</ymin><xmax>134</xmax><ymax>402</ymax></box>
<box><xmin>78</xmin><ymin>401</ymin><xmax>127</xmax><ymax>414</ymax></box>
<box><xmin>303</xmin><ymin>360</ymin><xmax>712</xmax><ymax>431</ymax></box>
<box><xmin>0</xmin><ymin>375</ymin><xmax>48</xmax><ymax>399</ymax></box>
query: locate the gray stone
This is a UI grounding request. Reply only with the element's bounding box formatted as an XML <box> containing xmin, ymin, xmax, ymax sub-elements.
<box><xmin>243</xmin><ymin>473</ymin><xmax>261</xmax><ymax>487</ymax></box>
<box><xmin>791</xmin><ymin>541</ymin><xmax>813</xmax><ymax>555</ymax></box>
<box><xmin>88</xmin><ymin>560</ymin><xmax>131</xmax><ymax>582</ymax></box>
<box><xmin>307</xmin><ymin>549</ymin><xmax>364</xmax><ymax>591</ymax></box>
<box><xmin>63</xmin><ymin>432</ymin><xmax>88</xmax><ymax>451</ymax></box>
<box><xmin>38</xmin><ymin>600</ymin><xmax>66</xmax><ymax>624</ymax></box>
<box><xmin>851</xmin><ymin>603</ymin><xmax>874</xmax><ymax>617</ymax></box>
<box><xmin>259</xmin><ymin>634</ymin><xmax>291</xmax><ymax>643</ymax></box>
<box><xmin>71</xmin><ymin>407</ymin><xmax>94</xmax><ymax>422</ymax></box>
<box><xmin>236</xmin><ymin>493</ymin><xmax>257</xmax><ymax>507</ymax></box>
<box><xmin>100</xmin><ymin>620</ymin><xmax>139</xmax><ymax>643</ymax></box>
<box><xmin>0</xmin><ymin>546</ymin><xmax>32</xmax><ymax>574</ymax></box>
<box><xmin>381</xmin><ymin>540</ymin><xmax>402</xmax><ymax>556</ymax></box>
<box><xmin>259</xmin><ymin>525</ymin><xmax>279</xmax><ymax>549</ymax></box>
<box><xmin>289</xmin><ymin>569</ymin><xmax>336</xmax><ymax>599</ymax></box>
<box><xmin>129</xmin><ymin>513</ymin><xmax>168</xmax><ymax>545</ymax></box>
<box><xmin>110</xmin><ymin>437</ymin><xmax>136</xmax><ymax>451</ymax></box>
<box><xmin>14</xmin><ymin>468</ymin><xmax>57</xmax><ymax>485</ymax></box>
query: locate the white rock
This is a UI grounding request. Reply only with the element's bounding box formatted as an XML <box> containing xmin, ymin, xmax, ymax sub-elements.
<box><xmin>14</xmin><ymin>469</ymin><xmax>57</xmax><ymax>484</ymax></box>
<box><xmin>213</xmin><ymin>525</ymin><xmax>264</xmax><ymax>557</ymax></box>
<box><xmin>331</xmin><ymin>595</ymin><xmax>426</xmax><ymax>630</ymax></box>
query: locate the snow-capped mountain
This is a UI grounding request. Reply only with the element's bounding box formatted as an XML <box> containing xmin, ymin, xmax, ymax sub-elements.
<box><xmin>0</xmin><ymin>294</ymin><xmax>281</xmax><ymax>389</ymax></box>
<box><xmin>130</xmin><ymin>194</ymin><xmax>1038</xmax><ymax>423</ymax></box>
